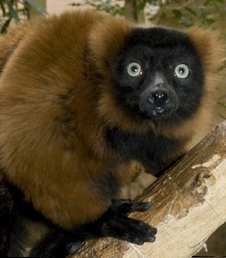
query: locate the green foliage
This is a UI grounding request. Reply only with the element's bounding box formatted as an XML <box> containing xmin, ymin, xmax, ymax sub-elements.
<box><xmin>70</xmin><ymin>0</ymin><xmax>124</xmax><ymax>16</ymax></box>
<box><xmin>217</xmin><ymin>102</ymin><xmax>226</xmax><ymax>120</ymax></box>
<box><xmin>218</xmin><ymin>102</ymin><xmax>226</xmax><ymax>108</ymax></box>
<box><xmin>71</xmin><ymin>0</ymin><xmax>226</xmax><ymax>27</ymax></box>
<box><xmin>0</xmin><ymin>0</ymin><xmax>47</xmax><ymax>33</ymax></box>
<box><xmin>157</xmin><ymin>0</ymin><xmax>226</xmax><ymax>27</ymax></box>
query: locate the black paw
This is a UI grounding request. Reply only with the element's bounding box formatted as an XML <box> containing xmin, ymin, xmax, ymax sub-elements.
<box><xmin>109</xmin><ymin>199</ymin><xmax>152</xmax><ymax>216</ymax></box>
<box><xmin>66</xmin><ymin>241</ymin><xmax>82</xmax><ymax>255</ymax></box>
<box><xmin>30</xmin><ymin>232</ymin><xmax>82</xmax><ymax>258</ymax></box>
<box><xmin>0</xmin><ymin>183</ymin><xmax>14</xmax><ymax>213</ymax></box>
<box><xmin>99</xmin><ymin>199</ymin><xmax>157</xmax><ymax>245</ymax></box>
<box><xmin>0</xmin><ymin>183</ymin><xmax>13</xmax><ymax>256</ymax></box>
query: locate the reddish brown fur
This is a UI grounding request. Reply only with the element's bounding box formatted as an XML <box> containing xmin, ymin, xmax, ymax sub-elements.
<box><xmin>0</xmin><ymin>10</ymin><xmax>224</xmax><ymax>230</ymax></box>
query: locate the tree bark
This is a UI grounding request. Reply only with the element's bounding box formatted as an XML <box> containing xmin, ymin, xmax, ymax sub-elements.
<box><xmin>26</xmin><ymin>0</ymin><xmax>46</xmax><ymax>21</ymax></box>
<box><xmin>71</xmin><ymin>120</ymin><xmax>226</xmax><ymax>258</ymax></box>
<box><xmin>124</xmin><ymin>0</ymin><xmax>145</xmax><ymax>23</ymax></box>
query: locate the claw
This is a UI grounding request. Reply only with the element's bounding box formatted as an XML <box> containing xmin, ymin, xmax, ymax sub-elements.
<box><xmin>130</xmin><ymin>202</ymin><xmax>152</xmax><ymax>212</ymax></box>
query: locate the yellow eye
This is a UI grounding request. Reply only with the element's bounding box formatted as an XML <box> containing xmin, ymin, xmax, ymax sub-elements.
<box><xmin>175</xmin><ymin>64</ymin><xmax>189</xmax><ymax>79</ymax></box>
<box><xmin>127</xmin><ymin>62</ymin><xmax>142</xmax><ymax>77</ymax></box>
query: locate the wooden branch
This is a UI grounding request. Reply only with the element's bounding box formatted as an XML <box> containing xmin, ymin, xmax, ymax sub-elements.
<box><xmin>72</xmin><ymin>120</ymin><xmax>226</xmax><ymax>258</ymax></box>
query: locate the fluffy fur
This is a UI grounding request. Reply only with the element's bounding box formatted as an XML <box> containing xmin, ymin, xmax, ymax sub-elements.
<box><xmin>0</xmin><ymin>9</ymin><xmax>224</xmax><ymax>257</ymax></box>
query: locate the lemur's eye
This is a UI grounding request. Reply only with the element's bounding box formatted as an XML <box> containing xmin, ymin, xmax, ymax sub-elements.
<box><xmin>174</xmin><ymin>64</ymin><xmax>189</xmax><ymax>79</ymax></box>
<box><xmin>127</xmin><ymin>62</ymin><xmax>142</xmax><ymax>77</ymax></box>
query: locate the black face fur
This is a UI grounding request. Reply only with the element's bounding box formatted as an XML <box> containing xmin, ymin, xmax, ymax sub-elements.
<box><xmin>113</xmin><ymin>27</ymin><xmax>204</xmax><ymax>125</ymax></box>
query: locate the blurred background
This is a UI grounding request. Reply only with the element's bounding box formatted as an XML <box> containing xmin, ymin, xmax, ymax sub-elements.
<box><xmin>0</xmin><ymin>0</ymin><xmax>226</xmax><ymax>256</ymax></box>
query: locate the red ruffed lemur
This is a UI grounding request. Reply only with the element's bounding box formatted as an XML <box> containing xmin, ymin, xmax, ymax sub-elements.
<box><xmin>0</xmin><ymin>9</ymin><xmax>224</xmax><ymax>257</ymax></box>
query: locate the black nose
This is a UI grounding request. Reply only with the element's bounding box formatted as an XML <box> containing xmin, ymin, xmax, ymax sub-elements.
<box><xmin>148</xmin><ymin>90</ymin><xmax>169</xmax><ymax>107</ymax></box>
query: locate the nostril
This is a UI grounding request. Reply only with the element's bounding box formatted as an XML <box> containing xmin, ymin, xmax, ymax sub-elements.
<box><xmin>155</xmin><ymin>92</ymin><xmax>166</xmax><ymax>100</ymax></box>
<box><xmin>148</xmin><ymin>95</ymin><xmax>155</xmax><ymax>104</ymax></box>
<box><xmin>148</xmin><ymin>91</ymin><xmax>169</xmax><ymax>106</ymax></box>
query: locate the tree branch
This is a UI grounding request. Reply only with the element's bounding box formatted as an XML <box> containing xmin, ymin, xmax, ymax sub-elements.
<box><xmin>72</xmin><ymin>120</ymin><xmax>226</xmax><ymax>258</ymax></box>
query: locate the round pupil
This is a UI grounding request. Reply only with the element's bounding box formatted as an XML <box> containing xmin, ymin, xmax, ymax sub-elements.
<box><xmin>131</xmin><ymin>66</ymin><xmax>138</xmax><ymax>72</ymax></box>
<box><xmin>179</xmin><ymin>68</ymin><xmax>185</xmax><ymax>74</ymax></box>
